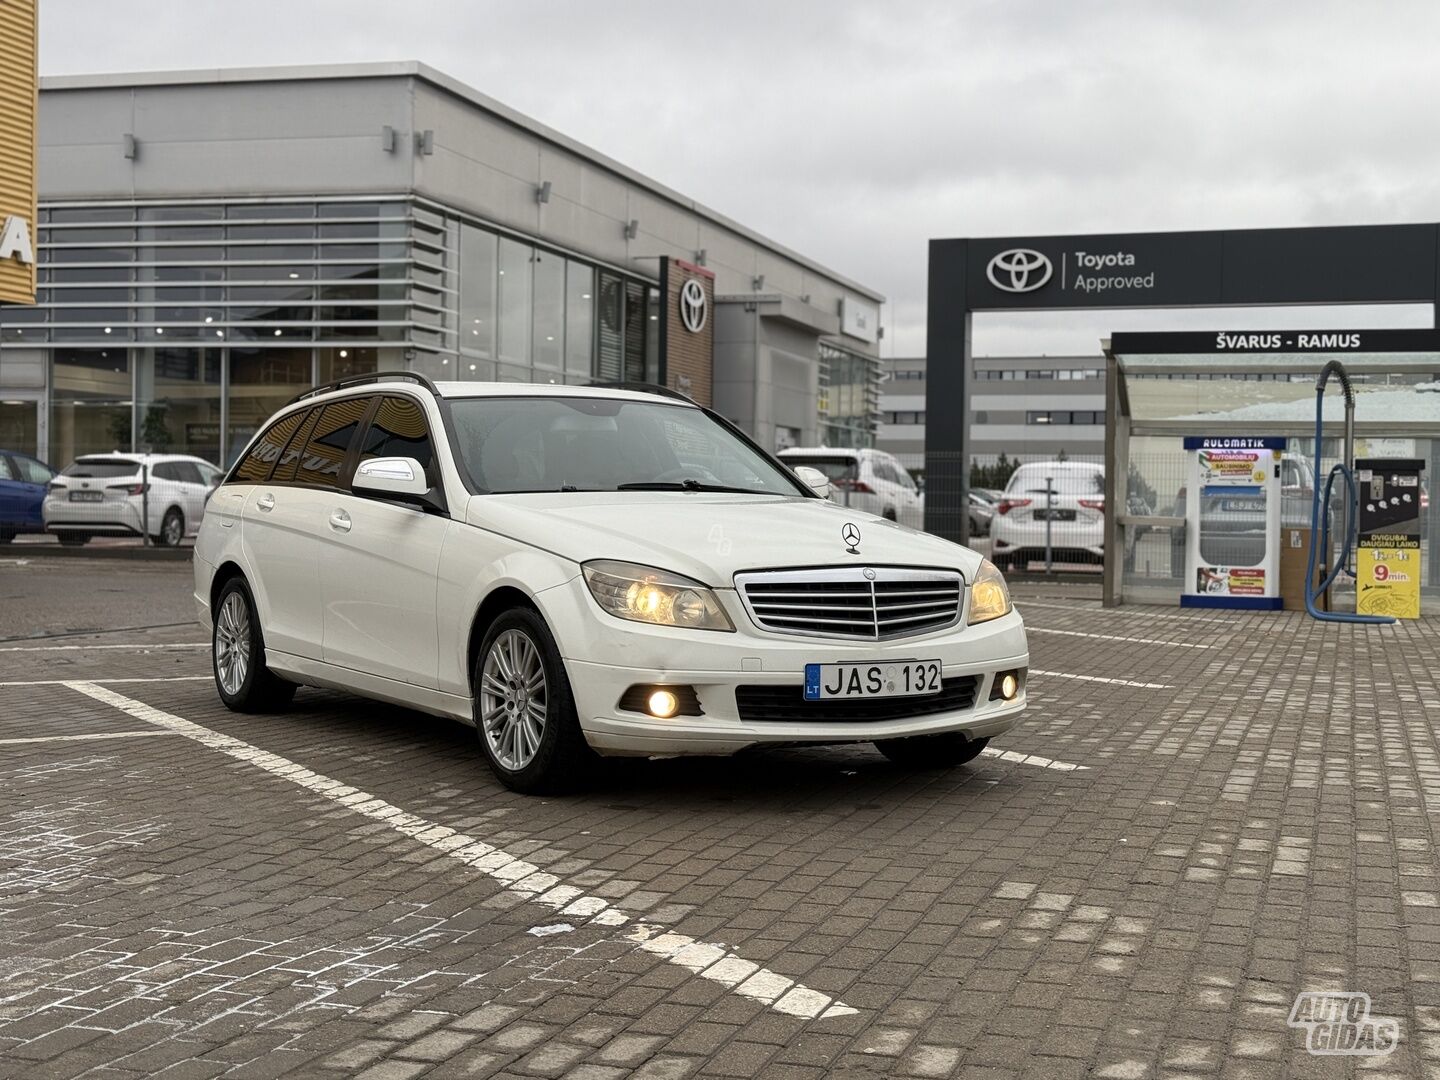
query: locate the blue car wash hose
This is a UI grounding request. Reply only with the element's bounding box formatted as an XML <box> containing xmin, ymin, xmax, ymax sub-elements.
<box><xmin>1305</xmin><ymin>359</ymin><xmax>1394</xmax><ymax>624</ymax></box>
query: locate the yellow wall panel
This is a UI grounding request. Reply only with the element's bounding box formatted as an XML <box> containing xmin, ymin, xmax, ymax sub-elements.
<box><xmin>0</xmin><ymin>0</ymin><xmax>37</xmax><ymax>306</ymax></box>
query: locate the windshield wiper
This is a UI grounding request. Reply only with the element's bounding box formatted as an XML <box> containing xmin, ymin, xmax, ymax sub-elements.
<box><xmin>615</xmin><ymin>480</ymin><xmax>780</xmax><ymax>495</ymax></box>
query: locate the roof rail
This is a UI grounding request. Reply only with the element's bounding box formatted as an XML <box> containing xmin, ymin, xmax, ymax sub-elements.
<box><xmin>286</xmin><ymin>370</ymin><xmax>441</xmax><ymax>406</ymax></box>
<box><xmin>587</xmin><ymin>380</ymin><xmax>695</xmax><ymax>404</ymax></box>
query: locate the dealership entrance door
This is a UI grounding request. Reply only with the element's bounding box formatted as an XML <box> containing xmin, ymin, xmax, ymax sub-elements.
<box><xmin>0</xmin><ymin>393</ymin><xmax>44</xmax><ymax>461</ymax></box>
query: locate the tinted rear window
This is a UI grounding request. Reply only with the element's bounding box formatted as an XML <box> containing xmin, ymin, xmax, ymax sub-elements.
<box><xmin>782</xmin><ymin>456</ymin><xmax>858</xmax><ymax>482</ymax></box>
<box><xmin>1007</xmin><ymin>467</ymin><xmax>1104</xmax><ymax>496</ymax></box>
<box><xmin>296</xmin><ymin>397</ymin><xmax>370</xmax><ymax>488</ymax></box>
<box><xmin>63</xmin><ymin>459</ymin><xmax>138</xmax><ymax>479</ymax></box>
<box><xmin>231</xmin><ymin>411</ymin><xmax>308</xmax><ymax>484</ymax></box>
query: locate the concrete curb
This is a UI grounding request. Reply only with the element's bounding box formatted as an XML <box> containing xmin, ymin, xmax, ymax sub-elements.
<box><xmin>3</xmin><ymin>544</ymin><xmax>193</xmax><ymax>562</ymax></box>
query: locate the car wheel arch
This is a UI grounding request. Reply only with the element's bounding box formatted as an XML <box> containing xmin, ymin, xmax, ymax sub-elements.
<box><xmin>466</xmin><ymin>585</ymin><xmax>542</xmax><ymax>694</ymax></box>
<box><xmin>209</xmin><ymin>560</ymin><xmax>248</xmax><ymax>620</ymax></box>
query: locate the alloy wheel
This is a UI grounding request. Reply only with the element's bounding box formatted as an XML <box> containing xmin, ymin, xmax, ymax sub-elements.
<box><xmin>215</xmin><ymin>591</ymin><xmax>251</xmax><ymax>695</ymax></box>
<box><xmin>164</xmin><ymin>514</ymin><xmax>183</xmax><ymax>546</ymax></box>
<box><xmin>480</xmin><ymin>628</ymin><xmax>548</xmax><ymax>770</ymax></box>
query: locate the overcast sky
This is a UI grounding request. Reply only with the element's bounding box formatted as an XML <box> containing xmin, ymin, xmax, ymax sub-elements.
<box><xmin>36</xmin><ymin>1</ymin><xmax>1440</xmax><ymax>357</ymax></box>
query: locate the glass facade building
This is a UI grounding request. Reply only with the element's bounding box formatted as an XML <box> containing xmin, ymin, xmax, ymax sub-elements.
<box><xmin>817</xmin><ymin>341</ymin><xmax>881</xmax><ymax>449</ymax></box>
<box><xmin>1</xmin><ymin>195</ymin><xmax>661</xmax><ymax>467</ymax></box>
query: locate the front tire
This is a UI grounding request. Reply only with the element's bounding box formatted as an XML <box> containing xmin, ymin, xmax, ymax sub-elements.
<box><xmin>213</xmin><ymin>577</ymin><xmax>296</xmax><ymax>712</ymax></box>
<box><xmin>474</xmin><ymin>608</ymin><xmax>593</xmax><ymax>794</ymax></box>
<box><xmin>875</xmin><ymin>733</ymin><xmax>989</xmax><ymax>768</ymax></box>
<box><xmin>0</xmin><ymin>530</ymin><xmax>13</xmax><ymax>545</ymax></box>
<box><xmin>57</xmin><ymin>533</ymin><xmax>90</xmax><ymax>547</ymax></box>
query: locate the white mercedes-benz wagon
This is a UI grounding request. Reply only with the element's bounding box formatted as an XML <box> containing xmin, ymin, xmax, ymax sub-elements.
<box><xmin>195</xmin><ymin>374</ymin><xmax>1028</xmax><ymax>792</ymax></box>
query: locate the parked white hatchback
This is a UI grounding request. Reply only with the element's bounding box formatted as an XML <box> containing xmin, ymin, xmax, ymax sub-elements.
<box><xmin>777</xmin><ymin>446</ymin><xmax>923</xmax><ymax>524</ymax></box>
<box><xmin>195</xmin><ymin>375</ymin><xmax>1028</xmax><ymax>793</ymax></box>
<box><xmin>989</xmin><ymin>461</ymin><xmax>1107</xmax><ymax>570</ymax></box>
<box><xmin>45</xmin><ymin>452</ymin><xmax>223</xmax><ymax>546</ymax></box>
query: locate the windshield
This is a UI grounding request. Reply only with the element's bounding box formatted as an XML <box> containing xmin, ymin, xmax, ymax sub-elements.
<box><xmin>62</xmin><ymin>458</ymin><xmax>139</xmax><ymax>479</ymax></box>
<box><xmin>449</xmin><ymin>397</ymin><xmax>806</xmax><ymax>496</ymax></box>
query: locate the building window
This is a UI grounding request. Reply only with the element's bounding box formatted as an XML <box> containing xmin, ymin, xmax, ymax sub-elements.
<box><xmin>497</xmin><ymin>238</ymin><xmax>532</xmax><ymax>378</ymax></box>
<box><xmin>819</xmin><ymin>341</ymin><xmax>881</xmax><ymax>448</ymax></box>
<box><xmin>531</xmin><ymin>249</ymin><xmax>565</xmax><ymax>377</ymax></box>
<box><xmin>1026</xmin><ymin>410</ymin><xmax>1104</xmax><ymax>426</ymax></box>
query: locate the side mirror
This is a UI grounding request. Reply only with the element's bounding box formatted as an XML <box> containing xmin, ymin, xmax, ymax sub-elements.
<box><xmin>793</xmin><ymin>465</ymin><xmax>832</xmax><ymax>500</ymax></box>
<box><xmin>352</xmin><ymin>456</ymin><xmax>433</xmax><ymax>504</ymax></box>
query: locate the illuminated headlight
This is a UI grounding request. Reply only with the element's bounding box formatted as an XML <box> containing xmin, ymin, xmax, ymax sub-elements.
<box><xmin>968</xmin><ymin>558</ymin><xmax>1013</xmax><ymax>624</ymax></box>
<box><xmin>582</xmin><ymin>560</ymin><xmax>734</xmax><ymax>632</ymax></box>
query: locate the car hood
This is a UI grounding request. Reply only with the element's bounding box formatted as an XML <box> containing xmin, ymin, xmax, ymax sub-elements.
<box><xmin>461</xmin><ymin>491</ymin><xmax>983</xmax><ymax>586</ymax></box>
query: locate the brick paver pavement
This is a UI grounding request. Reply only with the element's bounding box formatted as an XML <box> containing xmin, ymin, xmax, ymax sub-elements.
<box><xmin>2</xmin><ymin>566</ymin><xmax>1437</xmax><ymax>1078</ymax></box>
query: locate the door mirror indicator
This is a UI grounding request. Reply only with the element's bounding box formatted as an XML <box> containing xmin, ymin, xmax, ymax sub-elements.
<box><xmin>352</xmin><ymin>456</ymin><xmax>441</xmax><ymax>511</ymax></box>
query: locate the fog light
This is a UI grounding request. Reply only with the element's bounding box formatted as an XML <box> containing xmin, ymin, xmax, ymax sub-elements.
<box><xmin>647</xmin><ymin>689</ymin><xmax>679</xmax><ymax>719</ymax></box>
<box><xmin>1000</xmin><ymin>673</ymin><xmax>1019</xmax><ymax>700</ymax></box>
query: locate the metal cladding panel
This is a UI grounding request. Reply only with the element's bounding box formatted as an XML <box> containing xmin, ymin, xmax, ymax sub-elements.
<box><xmin>0</xmin><ymin>0</ymin><xmax>37</xmax><ymax>306</ymax></box>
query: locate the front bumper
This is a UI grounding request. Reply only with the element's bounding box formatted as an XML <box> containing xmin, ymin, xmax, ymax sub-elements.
<box><xmin>542</xmin><ymin>576</ymin><xmax>1029</xmax><ymax>757</ymax></box>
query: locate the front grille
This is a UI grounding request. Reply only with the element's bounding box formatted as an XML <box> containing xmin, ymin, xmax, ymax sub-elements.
<box><xmin>735</xmin><ymin>566</ymin><xmax>963</xmax><ymax>640</ymax></box>
<box><xmin>735</xmin><ymin>676</ymin><xmax>979</xmax><ymax>723</ymax></box>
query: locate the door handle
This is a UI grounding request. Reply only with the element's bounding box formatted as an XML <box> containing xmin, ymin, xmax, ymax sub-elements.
<box><xmin>329</xmin><ymin>509</ymin><xmax>352</xmax><ymax>533</ymax></box>
<box><xmin>256</xmin><ymin>493</ymin><xmax>275</xmax><ymax>512</ymax></box>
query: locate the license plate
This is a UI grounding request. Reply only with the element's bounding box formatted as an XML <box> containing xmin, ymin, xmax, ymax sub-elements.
<box><xmin>1219</xmin><ymin>499</ymin><xmax>1264</xmax><ymax>513</ymax></box>
<box><xmin>69</xmin><ymin>490</ymin><xmax>103</xmax><ymax>502</ymax></box>
<box><xmin>1032</xmin><ymin>508</ymin><xmax>1076</xmax><ymax>521</ymax></box>
<box><xmin>804</xmin><ymin>660</ymin><xmax>942</xmax><ymax>701</ymax></box>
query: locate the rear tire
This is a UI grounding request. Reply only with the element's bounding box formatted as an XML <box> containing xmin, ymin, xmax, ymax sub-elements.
<box><xmin>474</xmin><ymin>608</ymin><xmax>593</xmax><ymax>794</ymax></box>
<box><xmin>212</xmin><ymin>577</ymin><xmax>297</xmax><ymax>712</ymax></box>
<box><xmin>57</xmin><ymin>533</ymin><xmax>90</xmax><ymax>547</ymax></box>
<box><xmin>883</xmin><ymin>508</ymin><xmax>897</xmax><ymax>522</ymax></box>
<box><xmin>0</xmin><ymin>530</ymin><xmax>13</xmax><ymax>545</ymax></box>
<box><xmin>157</xmin><ymin>507</ymin><xmax>184</xmax><ymax>547</ymax></box>
<box><xmin>876</xmin><ymin>733</ymin><xmax>989</xmax><ymax>767</ymax></box>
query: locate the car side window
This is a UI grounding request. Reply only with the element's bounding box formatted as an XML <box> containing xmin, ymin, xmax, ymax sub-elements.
<box><xmin>20</xmin><ymin>457</ymin><xmax>53</xmax><ymax>484</ymax></box>
<box><xmin>271</xmin><ymin>408</ymin><xmax>318</xmax><ymax>484</ymax></box>
<box><xmin>0</xmin><ymin>455</ymin><xmax>16</xmax><ymax>481</ymax></box>
<box><xmin>231</xmin><ymin>410</ymin><xmax>309</xmax><ymax>484</ymax></box>
<box><xmin>358</xmin><ymin>396</ymin><xmax>436</xmax><ymax>485</ymax></box>
<box><xmin>175</xmin><ymin>462</ymin><xmax>205</xmax><ymax>486</ymax></box>
<box><xmin>151</xmin><ymin>462</ymin><xmax>177</xmax><ymax>482</ymax></box>
<box><xmin>296</xmin><ymin>397</ymin><xmax>371</xmax><ymax>489</ymax></box>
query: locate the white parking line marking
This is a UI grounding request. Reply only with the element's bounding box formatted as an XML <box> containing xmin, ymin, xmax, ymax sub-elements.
<box><xmin>1026</xmin><ymin>627</ymin><xmax>1213</xmax><ymax>649</ymax></box>
<box><xmin>1018</xmin><ymin>601</ymin><xmax>1204</xmax><ymax>622</ymax></box>
<box><xmin>979</xmin><ymin>747</ymin><xmax>1090</xmax><ymax>772</ymax></box>
<box><xmin>62</xmin><ymin>680</ymin><xmax>858</xmax><ymax>1021</ymax></box>
<box><xmin>0</xmin><ymin>642</ymin><xmax>207</xmax><ymax>653</ymax></box>
<box><xmin>0</xmin><ymin>730</ymin><xmax>183</xmax><ymax>746</ymax></box>
<box><xmin>1030</xmin><ymin>669</ymin><xmax>1174</xmax><ymax>690</ymax></box>
<box><xmin>0</xmin><ymin>676</ymin><xmax>211</xmax><ymax>688</ymax></box>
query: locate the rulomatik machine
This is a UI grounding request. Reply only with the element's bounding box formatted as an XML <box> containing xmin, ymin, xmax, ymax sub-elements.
<box><xmin>1181</xmin><ymin>436</ymin><xmax>1286</xmax><ymax>610</ymax></box>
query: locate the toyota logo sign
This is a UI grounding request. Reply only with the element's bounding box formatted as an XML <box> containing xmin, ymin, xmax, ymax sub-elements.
<box><xmin>986</xmin><ymin>248</ymin><xmax>1053</xmax><ymax>293</ymax></box>
<box><xmin>679</xmin><ymin>278</ymin><xmax>707</xmax><ymax>333</ymax></box>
